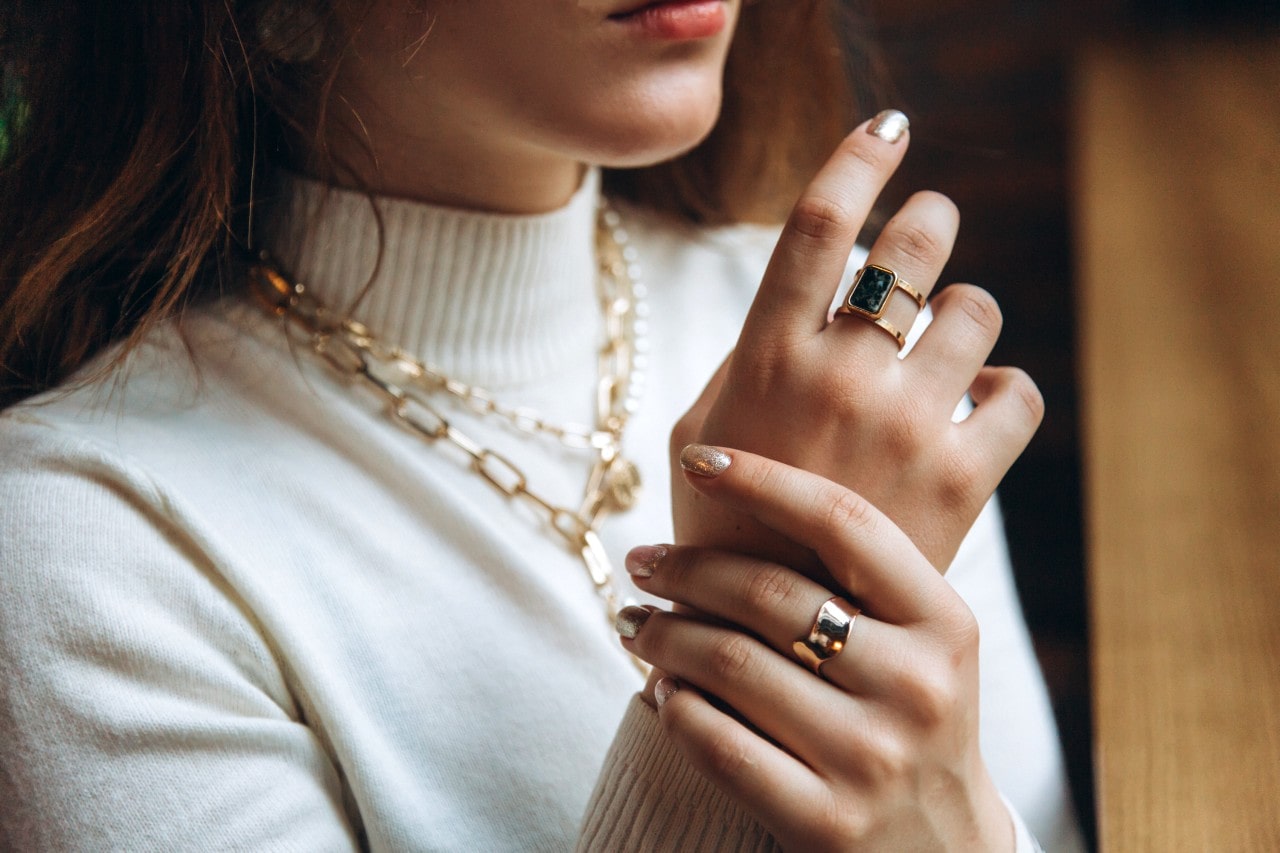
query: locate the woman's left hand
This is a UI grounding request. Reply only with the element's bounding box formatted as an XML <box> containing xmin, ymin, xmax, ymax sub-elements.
<box><xmin>617</xmin><ymin>445</ymin><xmax>1012</xmax><ymax>853</ymax></box>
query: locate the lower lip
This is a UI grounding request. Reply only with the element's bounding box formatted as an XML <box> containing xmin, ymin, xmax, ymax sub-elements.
<box><xmin>610</xmin><ymin>1</ymin><xmax>728</xmax><ymax>40</ymax></box>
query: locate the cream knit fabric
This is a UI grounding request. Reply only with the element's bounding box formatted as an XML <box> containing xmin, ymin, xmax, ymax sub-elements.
<box><xmin>0</xmin><ymin>171</ymin><xmax>1080</xmax><ymax>851</ymax></box>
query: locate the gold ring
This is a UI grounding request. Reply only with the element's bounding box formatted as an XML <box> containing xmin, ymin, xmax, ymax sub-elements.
<box><xmin>834</xmin><ymin>264</ymin><xmax>927</xmax><ymax>350</ymax></box>
<box><xmin>792</xmin><ymin>596</ymin><xmax>860</xmax><ymax>678</ymax></box>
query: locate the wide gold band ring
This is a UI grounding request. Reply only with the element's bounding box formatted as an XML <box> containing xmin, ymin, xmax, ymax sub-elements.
<box><xmin>833</xmin><ymin>264</ymin><xmax>927</xmax><ymax>350</ymax></box>
<box><xmin>792</xmin><ymin>596</ymin><xmax>861</xmax><ymax>678</ymax></box>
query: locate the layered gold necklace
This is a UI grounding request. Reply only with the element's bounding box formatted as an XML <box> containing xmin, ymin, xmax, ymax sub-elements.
<box><xmin>249</xmin><ymin>201</ymin><xmax>648</xmax><ymax>672</ymax></box>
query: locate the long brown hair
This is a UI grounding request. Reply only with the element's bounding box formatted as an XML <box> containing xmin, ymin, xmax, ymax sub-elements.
<box><xmin>0</xmin><ymin>1</ymin><xmax>870</xmax><ymax>409</ymax></box>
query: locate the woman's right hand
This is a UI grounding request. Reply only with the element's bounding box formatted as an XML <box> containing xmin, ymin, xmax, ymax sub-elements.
<box><xmin>670</xmin><ymin>110</ymin><xmax>1043</xmax><ymax>576</ymax></box>
<box><xmin>623</xmin><ymin>449</ymin><xmax>1014</xmax><ymax>851</ymax></box>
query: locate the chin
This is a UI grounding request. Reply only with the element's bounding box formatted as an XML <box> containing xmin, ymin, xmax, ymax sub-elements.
<box><xmin>564</xmin><ymin>84</ymin><xmax>725</xmax><ymax>169</ymax></box>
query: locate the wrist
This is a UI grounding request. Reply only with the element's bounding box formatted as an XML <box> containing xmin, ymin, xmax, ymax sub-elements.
<box><xmin>966</xmin><ymin>769</ymin><xmax>1017</xmax><ymax>853</ymax></box>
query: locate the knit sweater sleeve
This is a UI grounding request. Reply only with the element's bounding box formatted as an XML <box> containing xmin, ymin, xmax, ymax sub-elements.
<box><xmin>576</xmin><ymin>694</ymin><xmax>780</xmax><ymax>853</ymax></box>
<box><xmin>577</xmin><ymin>695</ymin><xmax>1042</xmax><ymax>853</ymax></box>
<box><xmin>0</xmin><ymin>417</ymin><xmax>358</xmax><ymax>852</ymax></box>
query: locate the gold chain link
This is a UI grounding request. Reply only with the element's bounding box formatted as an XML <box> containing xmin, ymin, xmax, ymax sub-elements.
<box><xmin>249</xmin><ymin>202</ymin><xmax>647</xmax><ymax>674</ymax></box>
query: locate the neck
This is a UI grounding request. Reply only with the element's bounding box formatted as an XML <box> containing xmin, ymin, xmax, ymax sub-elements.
<box><xmin>319</xmin><ymin>119</ymin><xmax>587</xmax><ymax>214</ymax></box>
<box><xmin>309</xmin><ymin>55</ymin><xmax>585</xmax><ymax>214</ymax></box>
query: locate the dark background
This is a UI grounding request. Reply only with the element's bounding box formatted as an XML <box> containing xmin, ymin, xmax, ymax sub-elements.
<box><xmin>851</xmin><ymin>1</ymin><xmax>1280</xmax><ymax>847</ymax></box>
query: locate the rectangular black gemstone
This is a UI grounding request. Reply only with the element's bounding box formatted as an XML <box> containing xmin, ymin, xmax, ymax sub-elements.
<box><xmin>847</xmin><ymin>266</ymin><xmax>895</xmax><ymax>316</ymax></box>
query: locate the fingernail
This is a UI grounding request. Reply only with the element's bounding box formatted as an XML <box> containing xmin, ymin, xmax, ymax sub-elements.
<box><xmin>615</xmin><ymin>605</ymin><xmax>653</xmax><ymax>639</ymax></box>
<box><xmin>626</xmin><ymin>545</ymin><xmax>667</xmax><ymax>579</ymax></box>
<box><xmin>654</xmin><ymin>677</ymin><xmax>679</xmax><ymax>708</ymax></box>
<box><xmin>867</xmin><ymin>109</ymin><xmax>909</xmax><ymax>143</ymax></box>
<box><xmin>680</xmin><ymin>444</ymin><xmax>731</xmax><ymax>477</ymax></box>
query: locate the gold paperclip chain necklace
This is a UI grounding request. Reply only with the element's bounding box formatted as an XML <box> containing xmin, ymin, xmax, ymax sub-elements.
<box><xmin>249</xmin><ymin>202</ymin><xmax>649</xmax><ymax>674</ymax></box>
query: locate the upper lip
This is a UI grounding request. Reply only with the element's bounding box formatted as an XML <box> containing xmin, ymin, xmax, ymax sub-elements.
<box><xmin>606</xmin><ymin>0</ymin><xmax>696</xmax><ymax>18</ymax></box>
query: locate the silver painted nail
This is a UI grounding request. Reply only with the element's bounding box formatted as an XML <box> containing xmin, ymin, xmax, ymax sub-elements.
<box><xmin>867</xmin><ymin>109</ymin><xmax>910</xmax><ymax>143</ymax></box>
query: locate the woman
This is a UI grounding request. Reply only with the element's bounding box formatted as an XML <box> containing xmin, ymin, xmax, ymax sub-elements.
<box><xmin>0</xmin><ymin>1</ymin><xmax>1082</xmax><ymax>850</ymax></box>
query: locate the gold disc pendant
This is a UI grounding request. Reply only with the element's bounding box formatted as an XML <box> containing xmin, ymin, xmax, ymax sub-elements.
<box><xmin>603</xmin><ymin>457</ymin><xmax>642</xmax><ymax>512</ymax></box>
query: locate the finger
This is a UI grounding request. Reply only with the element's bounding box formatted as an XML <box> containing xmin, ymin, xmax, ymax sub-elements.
<box><xmin>905</xmin><ymin>284</ymin><xmax>1003</xmax><ymax>412</ymax></box>
<box><xmin>741</xmin><ymin>110</ymin><xmax>911</xmax><ymax>345</ymax></box>
<box><xmin>653</xmin><ymin>678</ymin><xmax>832</xmax><ymax>844</ymax></box>
<box><xmin>957</xmin><ymin>365</ymin><xmax>1044</xmax><ymax>484</ymax></box>
<box><xmin>830</xmin><ymin>191</ymin><xmax>959</xmax><ymax>353</ymax></box>
<box><xmin>626</xmin><ymin>545</ymin><xmax>924</xmax><ymax>697</ymax></box>
<box><xmin>620</xmin><ymin>607</ymin><xmax>873</xmax><ymax>769</ymax></box>
<box><xmin>677</xmin><ymin>444</ymin><xmax>959</xmax><ymax>627</ymax></box>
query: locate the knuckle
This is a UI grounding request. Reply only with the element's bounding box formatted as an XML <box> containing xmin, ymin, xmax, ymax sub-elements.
<box><xmin>906</xmin><ymin>664</ymin><xmax>961</xmax><ymax>728</ymax></box>
<box><xmin>936</xmin><ymin>448</ymin><xmax>985</xmax><ymax>510</ymax></box>
<box><xmin>823</xmin><ymin>489</ymin><xmax>876</xmax><ymax>536</ymax></box>
<box><xmin>950</xmin><ymin>284</ymin><xmax>1003</xmax><ymax>338</ymax></box>
<box><xmin>789</xmin><ymin>195</ymin><xmax>857</xmax><ymax>243</ymax></box>
<box><xmin>862</xmin><ymin>728</ymin><xmax>913</xmax><ymax>786</ymax></box>
<box><xmin>819</xmin><ymin>803</ymin><xmax>873</xmax><ymax>850</ymax></box>
<box><xmin>944</xmin><ymin>603</ymin><xmax>981</xmax><ymax>651</ymax></box>
<box><xmin>837</xmin><ymin>133</ymin><xmax>891</xmax><ymax>176</ymax></box>
<box><xmin>880</xmin><ymin>219</ymin><xmax>949</xmax><ymax>268</ymax></box>
<box><xmin>738</xmin><ymin>453</ymin><xmax>783</xmax><ymax>498</ymax></box>
<box><xmin>742</xmin><ymin>565</ymin><xmax>802</xmax><ymax>614</ymax></box>
<box><xmin>1004</xmin><ymin>367</ymin><xmax>1046</xmax><ymax>425</ymax></box>
<box><xmin>708</xmin><ymin>632</ymin><xmax>756</xmax><ymax>682</ymax></box>
<box><xmin>705</xmin><ymin>727</ymin><xmax>754</xmax><ymax>781</ymax></box>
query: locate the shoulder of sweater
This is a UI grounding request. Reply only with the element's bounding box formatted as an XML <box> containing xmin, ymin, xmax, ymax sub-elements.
<box><xmin>0</xmin><ymin>400</ymin><xmax>284</xmax><ymax>667</ymax></box>
<box><xmin>0</xmin><ymin>300</ymin><xmax>307</xmax><ymax>458</ymax></box>
<box><xmin>0</xmin><ymin>384</ymin><xmax>224</xmax><ymax>578</ymax></box>
<box><xmin>0</xmin><ymin>302</ymin><xmax>323</xmax><ymax>572</ymax></box>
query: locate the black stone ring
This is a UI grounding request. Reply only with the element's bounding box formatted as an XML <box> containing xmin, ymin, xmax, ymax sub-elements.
<box><xmin>834</xmin><ymin>264</ymin><xmax>927</xmax><ymax>350</ymax></box>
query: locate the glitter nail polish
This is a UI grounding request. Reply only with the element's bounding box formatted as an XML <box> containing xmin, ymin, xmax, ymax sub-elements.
<box><xmin>654</xmin><ymin>677</ymin><xmax>679</xmax><ymax>708</ymax></box>
<box><xmin>615</xmin><ymin>605</ymin><xmax>653</xmax><ymax>639</ymax></box>
<box><xmin>626</xmin><ymin>545</ymin><xmax>667</xmax><ymax>578</ymax></box>
<box><xmin>679</xmin><ymin>444</ymin><xmax>731</xmax><ymax>477</ymax></box>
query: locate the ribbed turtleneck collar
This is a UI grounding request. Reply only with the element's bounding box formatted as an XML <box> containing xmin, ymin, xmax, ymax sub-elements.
<box><xmin>261</xmin><ymin>170</ymin><xmax>601</xmax><ymax>390</ymax></box>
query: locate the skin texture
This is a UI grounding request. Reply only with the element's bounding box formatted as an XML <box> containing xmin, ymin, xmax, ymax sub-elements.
<box><xmin>319</xmin><ymin>4</ymin><xmax>1035</xmax><ymax>849</ymax></box>
<box><xmin>328</xmin><ymin>0</ymin><xmax>739</xmax><ymax>212</ymax></box>
<box><xmin>669</xmin><ymin>117</ymin><xmax>1043</xmax><ymax>578</ymax></box>
<box><xmin>630</xmin><ymin>116</ymin><xmax>1041</xmax><ymax>849</ymax></box>
<box><xmin>621</xmin><ymin>449</ymin><xmax>1013</xmax><ymax>851</ymax></box>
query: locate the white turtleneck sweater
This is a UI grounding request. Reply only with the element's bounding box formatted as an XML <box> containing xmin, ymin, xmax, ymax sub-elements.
<box><xmin>0</xmin><ymin>172</ymin><xmax>1082</xmax><ymax>852</ymax></box>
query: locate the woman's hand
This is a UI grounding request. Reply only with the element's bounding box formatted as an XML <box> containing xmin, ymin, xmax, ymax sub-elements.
<box><xmin>671</xmin><ymin>111</ymin><xmax>1043</xmax><ymax>573</ymax></box>
<box><xmin>620</xmin><ymin>447</ymin><xmax>1013</xmax><ymax>852</ymax></box>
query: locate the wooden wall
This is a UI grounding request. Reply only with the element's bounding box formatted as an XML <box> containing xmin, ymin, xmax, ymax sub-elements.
<box><xmin>852</xmin><ymin>3</ymin><xmax>1279</xmax><ymax>847</ymax></box>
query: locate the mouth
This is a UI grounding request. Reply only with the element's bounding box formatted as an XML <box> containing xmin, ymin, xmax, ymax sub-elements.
<box><xmin>606</xmin><ymin>0</ymin><xmax>728</xmax><ymax>39</ymax></box>
<box><xmin>608</xmin><ymin>0</ymin><xmax>716</xmax><ymax>16</ymax></box>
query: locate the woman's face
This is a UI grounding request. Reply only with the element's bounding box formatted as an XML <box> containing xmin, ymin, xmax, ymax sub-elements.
<box><xmin>333</xmin><ymin>0</ymin><xmax>740</xmax><ymax>209</ymax></box>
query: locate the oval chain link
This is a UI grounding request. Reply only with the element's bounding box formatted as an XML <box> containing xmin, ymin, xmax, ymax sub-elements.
<box><xmin>249</xmin><ymin>201</ymin><xmax>643</xmax><ymax>670</ymax></box>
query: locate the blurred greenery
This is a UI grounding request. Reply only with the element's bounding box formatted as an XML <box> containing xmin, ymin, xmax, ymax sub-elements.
<box><xmin>0</xmin><ymin>71</ymin><xmax>26</xmax><ymax>164</ymax></box>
